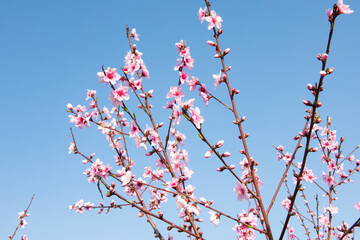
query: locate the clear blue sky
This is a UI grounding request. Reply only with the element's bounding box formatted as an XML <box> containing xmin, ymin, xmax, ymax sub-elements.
<box><xmin>1</xmin><ymin>0</ymin><xmax>359</xmax><ymax>239</ymax></box>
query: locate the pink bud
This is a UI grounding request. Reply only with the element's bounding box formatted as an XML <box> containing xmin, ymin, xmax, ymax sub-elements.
<box><xmin>222</xmin><ymin>152</ymin><xmax>231</xmax><ymax>157</ymax></box>
<box><xmin>207</xmin><ymin>40</ymin><xmax>216</xmax><ymax>46</ymax></box>
<box><xmin>223</xmin><ymin>48</ymin><xmax>230</xmax><ymax>55</ymax></box>
<box><xmin>232</xmin><ymin>88</ymin><xmax>240</xmax><ymax>95</ymax></box>
<box><xmin>228</xmin><ymin>164</ymin><xmax>236</xmax><ymax>170</ymax></box>
<box><xmin>239</xmin><ymin>149</ymin><xmax>245</xmax><ymax>154</ymax></box>
<box><xmin>214</xmin><ymin>54</ymin><xmax>221</xmax><ymax>58</ymax></box>
<box><xmin>67</xmin><ymin>103</ymin><xmax>73</xmax><ymax>109</ymax></box>
<box><xmin>218</xmin><ymin>29</ymin><xmax>223</xmax><ymax>35</ymax></box>
<box><xmin>321</xmin><ymin>54</ymin><xmax>328</xmax><ymax>61</ymax></box>
<box><xmin>326</xmin><ymin>8</ymin><xmax>333</xmax><ymax>21</ymax></box>
<box><xmin>204</xmin><ymin>150</ymin><xmax>213</xmax><ymax>158</ymax></box>
<box><xmin>315</xmin><ymin>101</ymin><xmax>322</xmax><ymax>107</ymax></box>
<box><xmin>132</xmin><ymin>44</ymin><xmax>137</xmax><ymax>50</ymax></box>
<box><xmin>326</xmin><ymin>67</ymin><xmax>334</xmax><ymax>74</ymax></box>
<box><xmin>139</xmin><ymin>93</ymin><xmax>146</xmax><ymax>98</ymax></box>
<box><xmin>302</xmin><ymin>100</ymin><xmax>313</xmax><ymax>106</ymax></box>
<box><xmin>215</xmin><ymin>140</ymin><xmax>224</xmax><ymax>148</ymax></box>
<box><xmin>216</xmin><ymin>166</ymin><xmax>225</xmax><ymax>172</ymax></box>
<box><xmin>226</xmin><ymin>66</ymin><xmax>232</xmax><ymax>71</ymax></box>
<box><xmin>307</xmin><ymin>84</ymin><xmax>315</xmax><ymax>91</ymax></box>
<box><xmin>157</xmin><ymin>122</ymin><xmax>164</xmax><ymax>127</ymax></box>
<box><xmin>240</xmin><ymin>116</ymin><xmax>246</xmax><ymax>122</ymax></box>
<box><xmin>320</xmin><ymin>70</ymin><xmax>327</xmax><ymax>77</ymax></box>
<box><xmin>199</xmin><ymin>197</ymin><xmax>207</xmax><ymax>204</ymax></box>
<box><xmin>309</xmin><ymin>147</ymin><xmax>318</xmax><ymax>152</ymax></box>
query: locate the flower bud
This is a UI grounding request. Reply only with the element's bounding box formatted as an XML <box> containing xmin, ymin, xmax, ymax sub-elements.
<box><xmin>326</xmin><ymin>67</ymin><xmax>334</xmax><ymax>74</ymax></box>
<box><xmin>207</xmin><ymin>40</ymin><xmax>216</xmax><ymax>46</ymax></box>
<box><xmin>320</xmin><ymin>70</ymin><xmax>327</xmax><ymax>77</ymax></box>
<box><xmin>214</xmin><ymin>54</ymin><xmax>221</xmax><ymax>58</ymax></box>
<box><xmin>222</xmin><ymin>152</ymin><xmax>231</xmax><ymax>157</ymax></box>
<box><xmin>223</xmin><ymin>48</ymin><xmax>230</xmax><ymax>56</ymax></box>
<box><xmin>216</xmin><ymin>166</ymin><xmax>226</xmax><ymax>172</ymax></box>
<box><xmin>232</xmin><ymin>88</ymin><xmax>240</xmax><ymax>95</ymax></box>
<box><xmin>302</xmin><ymin>100</ymin><xmax>313</xmax><ymax>106</ymax></box>
<box><xmin>228</xmin><ymin>164</ymin><xmax>236</xmax><ymax>170</ymax></box>
<box><xmin>215</xmin><ymin>140</ymin><xmax>224</xmax><ymax>148</ymax></box>
<box><xmin>204</xmin><ymin>150</ymin><xmax>213</xmax><ymax>158</ymax></box>
<box><xmin>309</xmin><ymin>147</ymin><xmax>318</xmax><ymax>152</ymax></box>
<box><xmin>307</xmin><ymin>84</ymin><xmax>315</xmax><ymax>91</ymax></box>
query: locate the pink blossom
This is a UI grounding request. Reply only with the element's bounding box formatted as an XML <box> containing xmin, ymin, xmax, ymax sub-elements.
<box><xmin>129</xmin><ymin>121</ymin><xmax>139</xmax><ymax>137</ymax></box>
<box><xmin>179</xmin><ymin>71</ymin><xmax>190</xmax><ymax>84</ymax></box>
<box><xmin>18</xmin><ymin>211</ymin><xmax>29</xmax><ymax>219</ymax></box>
<box><xmin>120</xmin><ymin>169</ymin><xmax>133</xmax><ymax>186</ymax></box>
<box><xmin>283</xmin><ymin>152</ymin><xmax>292</xmax><ymax>164</ymax></box>
<box><xmin>175</xmin><ymin>40</ymin><xmax>184</xmax><ymax>52</ymax></box>
<box><xmin>234</xmin><ymin>181</ymin><xmax>250</xmax><ymax>201</ymax></box>
<box><xmin>68</xmin><ymin>142</ymin><xmax>75</xmax><ymax>154</ymax></box>
<box><xmin>326</xmin><ymin>204</ymin><xmax>338</xmax><ymax>214</ymax></box>
<box><xmin>326</xmin><ymin>8</ymin><xmax>333</xmax><ymax>21</ymax></box>
<box><xmin>19</xmin><ymin>219</ymin><xmax>28</xmax><ymax>229</ymax></box>
<box><xmin>179</xmin><ymin>46</ymin><xmax>190</xmax><ymax>58</ymax></box>
<box><xmin>109</xmin><ymin>83</ymin><xmax>130</xmax><ymax>107</ymax></box>
<box><xmin>183</xmin><ymin>54</ymin><xmax>194</xmax><ymax>70</ymax></box>
<box><xmin>172</xmin><ymin>104</ymin><xmax>182</xmax><ymax>125</ymax></box>
<box><xmin>143</xmin><ymin>166</ymin><xmax>152</xmax><ymax>178</ymax></box>
<box><xmin>322</xmin><ymin>172</ymin><xmax>336</xmax><ymax>187</ymax></box>
<box><xmin>354</xmin><ymin>202</ymin><xmax>360</xmax><ymax>211</ymax></box>
<box><xmin>198</xmin><ymin>7</ymin><xmax>206</xmax><ymax>23</ymax></box>
<box><xmin>277</xmin><ymin>145</ymin><xmax>284</xmax><ymax>151</ymax></box>
<box><xmin>187</xmin><ymin>76</ymin><xmax>198</xmax><ymax>92</ymax></box>
<box><xmin>209</xmin><ymin>211</ymin><xmax>220</xmax><ymax>226</ymax></box>
<box><xmin>69</xmin><ymin>112</ymin><xmax>91</xmax><ymax>129</ymax></box>
<box><xmin>179</xmin><ymin>98</ymin><xmax>195</xmax><ymax>110</ymax></box>
<box><xmin>289</xmin><ymin>227</ymin><xmax>296</xmax><ymax>240</ymax></box>
<box><xmin>131</xmin><ymin>28</ymin><xmax>140</xmax><ymax>41</ymax></box>
<box><xmin>204</xmin><ymin>10</ymin><xmax>223</xmax><ymax>30</ymax></box>
<box><xmin>97</xmin><ymin>67</ymin><xmax>120</xmax><ymax>85</ymax></box>
<box><xmin>166</xmin><ymin>86</ymin><xmax>185</xmax><ymax>101</ymax></box>
<box><xmin>190</xmin><ymin>107</ymin><xmax>204</xmax><ymax>129</ymax></box>
<box><xmin>86</xmin><ymin>89</ymin><xmax>96</xmax><ymax>100</ymax></box>
<box><xmin>282</xmin><ymin>198</ymin><xmax>291</xmax><ymax>211</ymax></box>
<box><xmin>337</xmin><ymin>0</ymin><xmax>354</xmax><ymax>14</ymax></box>
<box><xmin>213</xmin><ymin>71</ymin><xmax>222</xmax><ymax>88</ymax></box>
<box><xmin>302</xmin><ymin>168</ymin><xmax>317</xmax><ymax>183</ymax></box>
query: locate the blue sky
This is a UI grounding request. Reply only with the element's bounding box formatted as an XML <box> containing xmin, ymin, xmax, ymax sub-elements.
<box><xmin>1</xmin><ymin>0</ymin><xmax>360</xmax><ymax>239</ymax></box>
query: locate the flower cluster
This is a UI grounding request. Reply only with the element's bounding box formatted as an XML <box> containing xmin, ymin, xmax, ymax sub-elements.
<box><xmin>66</xmin><ymin>1</ymin><xmax>359</xmax><ymax>240</ymax></box>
